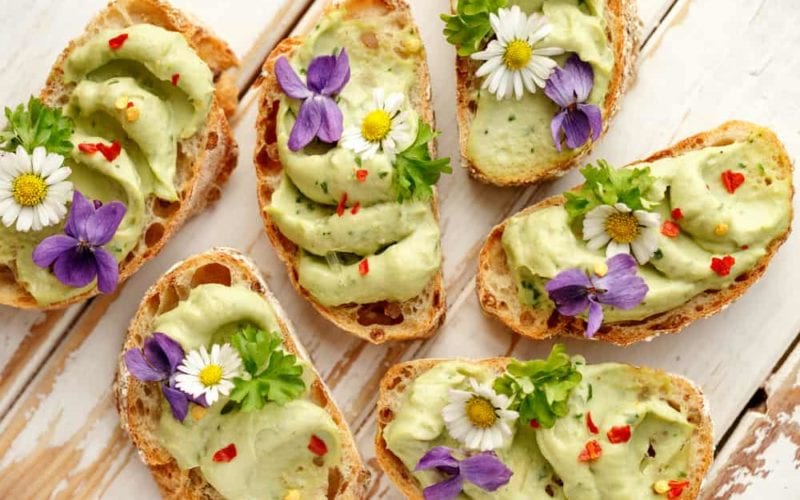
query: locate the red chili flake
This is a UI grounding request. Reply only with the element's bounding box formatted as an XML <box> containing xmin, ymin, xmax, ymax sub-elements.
<box><xmin>721</xmin><ymin>170</ymin><xmax>745</xmax><ymax>194</ymax></box>
<box><xmin>336</xmin><ymin>192</ymin><xmax>348</xmax><ymax>217</ymax></box>
<box><xmin>671</xmin><ymin>208</ymin><xmax>684</xmax><ymax>220</ymax></box>
<box><xmin>530</xmin><ymin>419</ymin><xmax>540</xmax><ymax>429</ymax></box>
<box><xmin>351</xmin><ymin>201</ymin><xmax>361</xmax><ymax>215</ymax></box>
<box><xmin>78</xmin><ymin>143</ymin><xmax>99</xmax><ymax>154</ymax></box>
<box><xmin>212</xmin><ymin>443</ymin><xmax>237</xmax><ymax>463</ymax></box>
<box><xmin>585</xmin><ymin>412</ymin><xmax>599</xmax><ymax>434</ymax></box>
<box><xmin>108</xmin><ymin>33</ymin><xmax>129</xmax><ymax>50</ymax></box>
<box><xmin>126</xmin><ymin>101</ymin><xmax>134</xmax><ymax>108</ymax></box>
<box><xmin>358</xmin><ymin>258</ymin><xmax>369</xmax><ymax>276</ymax></box>
<box><xmin>96</xmin><ymin>141</ymin><xmax>122</xmax><ymax>162</ymax></box>
<box><xmin>710</xmin><ymin>255</ymin><xmax>735</xmax><ymax>277</ymax></box>
<box><xmin>308</xmin><ymin>435</ymin><xmax>328</xmax><ymax>456</ymax></box>
<box><xmin>578</xmin><ymin>440</ymin><xmax>602</xmax><ymax>462</ymax></box>
<box><xmin>355</xmin><ymin>169</ymin><xmax>368</xmax><ymax>182</ymax></box>
<box><xmin>171</xmin><ymin>73</ymin><xmax>181</xmax><ymax>86</ymax></box>
<box><xmin>661</xmin><ymin>220</ymin><xmax>681</xmax><ymax>238</ymax></box>
<box><xmin>607</xmin><ymin>425</ymin><xmax>632</xmax><ymax>444</ymax></box>
<box><xmin>667</xmin><ymin>480</ymin><xmax>690</xmax><ymax>498</ymax></box>
<box><xmin>741</xmin><ymin>245</ymin><xmax>749</xmax><ymax>250</ymax></box>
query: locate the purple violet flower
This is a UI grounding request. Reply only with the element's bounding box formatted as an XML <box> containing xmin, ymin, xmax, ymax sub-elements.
<box><xmin>544</xmin><ymin>54</ymin><xmax>603</xmax><ymax>151</ymax></box>
<box><xmin>275</xmin><ymin>48</ymin><xmax>350</xmax><ymax>151</ymax></box>
<box><xmin>545</xmin><ymin>253</ymin><xmax>648</xmax><ymax>338</ymax></box>
<box><xmin>415</xmin><ymin>446</ymin><xmax>512</xmax><ymax>500</ymax></box>
<box><xmin>32</xmin><ymin>190</ymin><xmax>125</xmax><ymax>293</ymax></box>
<box><xmin>124</xmin><ymin>332</ymin><xmax>206</xmax><ymax>421</ymax></box>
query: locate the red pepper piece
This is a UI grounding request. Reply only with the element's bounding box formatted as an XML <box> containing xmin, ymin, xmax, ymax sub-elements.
<box><xmin>671</xmin><ymin>208</ymin><xmax>684</xmax><ymax>220</ymax></box>
<box><xmin>308</xmin><ymin>435</ymin><xmax>328</xmax><ymax>456</ymax></box>
<box><xmin>108</xmin><ymin>33</ymin><xmax>129</xmax><ymax>50</ymax></box>
<box><xmin>358</xmin><ymin>258</ymin><xmax>369</xmax><ymax>276</ymax></box>
<box><xmin>355</xmin><ymin>169</ymin><xmax>368</xmax><ymax>182</ymax></box>
<box><xmin>667</xmin><ymin>480</ymin><xmax>690</xmax><ymax>498</ymax></box>
<box><xmin>607</xmin><ymin>425</ymin><xmax>631</xmax><ymax>444</ymax></box>
<box><xmin>721</xmin><ymin>170</ymin><xmax>745</xmax><ymax>194</ymax></box>
<box><xmin>126</xmin><ymin>101</ymin><xmax>134</xmax><ymax>108</ymax></box>
<box><xmin>529</xmin><ymin>419</ymin><xmax>540</xmax><ymax>429</ymax></box>
<box><xmin>96</xmin><ymin>141</ymin><xmax>122</xmax><ymax>162</ymax></box>
<box><xmin>171</xmin><ymin>73</ymin><xmax>181</xmax><ymax>86</ymax></box>
<box><xmin>710</xmin><ymin>255</ymin><xmax>735</xmax><ymax>276</ymax></box>
<box><xmin>351</xmin><ymin>201</ymin><xmax>361</xmax><ymax>215</ymax></box>
<box><xmin>661</xmin><ymin>220</ymin><xmax>680</xmax><ymax>238</ymax></box>
<box><xmin>585</xmin><ymin>412</ymin><xmax>599</xmax><ymax>434</ymax></box>
<box><xmin>578</xmin><ymin>440</ymin><xmax>602</xmax><ymax>462</ymax></box>
<box><xmin>78</xmin><ymin>143</ymin><xmax>99</xmax><ymax>154</ymax></box>
<box><xmin>212</xmin><ymin>443</ymin><xmax>237</xmax><ymax>463</ymax></box>
<box><xmin>336</xmin><ymin>192</ymin><xmax>348</xmax><ymax>217</ymax></box>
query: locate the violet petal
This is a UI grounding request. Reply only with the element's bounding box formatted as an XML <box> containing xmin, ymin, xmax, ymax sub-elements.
<box><xmin>422</xmin><ymin>475</ymin><xmax>464</xmax><ymax>500</ymax></box>
<box><xmin>316</xmin><ymin>96</ymin><xmax>344</xmax><ymax>143</ymax></box>
<box><xmin>65</xmin><ymin>190</ymin><xmax>95</xmax><ymax>240</ymax></box>
<box><xmin>564</xmin><ymin>54</ymin><xmax>594</xmax><ymax>102</ymax></box>
<box><xmin>594</xmin><ymin>254</ymin><xmax>648</xmax><ymax>309</ymax></box>
<box><xmin>275</xmin><ymin>58</ymin><xmax>311</xmax><ymax>100</ymax></box>
<box><xmin>545</xmin><ymin>268</ymin><xmax>592</xmax><ymax>316</ymax></box>
<box><xmin>162</xmin><ymin>384</ymin><xmax>190</xmax><ymax>421</ymax></box>
<box><xmin>85</xmin><ymin>201</ymin><xmax>126</xmax><ymax>246</ymax></box>
<box><xmin>32</xmin><ymin>234</ymin><xmax>78</xmax><ymax>268</ymax></box>
<box><xmin>460</xmin><ymin>452</ymin><xmax>513</xmax><ymax>492</ymax></box>
<box><xmin>306</xmin><ymin>54</ymin><xmax>337</xmax><ymax>94</ymax></box>
<box><xmin>550</xmin><ymin>109</ymin><xmax>567</xmax><ymax>152</ymax></box>
<box><xmin>544</xmin><ymin>68</ymin><xmax>576</xmax><ymax>108</ymax></box>
<box><xmin>321</xmin><ymin>48</ymin><xmax>350</xmax><ymax>96</ymax></box>
<box><xmin>52</xmin><ymin>247</ymin><xmax>97</xmax><ymax>288</ymax></box>
<box><xmin>585</xmin><ymin>300</ymin><xmax>603</xmax><ymax>338</ymax></box>
<box><xmin>148</xmin><ymin>332</ymin><xmax>185</xmax><ymax>375</ymax></box>
<box><xmin>416</xmin><ymin>446</ymin><xmax>459</xmax><ymax>473</ymax></box>
<box><xmin>93</xmin><ymin>248</ymin><xmax>119</xmax><ymax>294</ymax></box>
<box><xmin>288</xmin><ymin>98</ymin><xmax>322</xmax><ymax>151</ymax></box>
<box><xmin>562</xmin><ymin>109</ymin><xmax>591</xmax><ymax>149</ymax></box>
<box><xmin>124</xmin><ymin>348</ymin><xmax>166</xmax><ymax>382</ymax></box>
<box><xmin>578</xmin><ymin>103</ymin><xmax>602</xmax><ymax>141</ymax></box>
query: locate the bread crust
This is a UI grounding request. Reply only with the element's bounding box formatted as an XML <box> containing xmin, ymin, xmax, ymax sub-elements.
<box><xmin>0</xmin><ymin>0</ymin><xmax>240</xmax><ymax>309</ymax></box>
<box><xmin>253</xmin><ymin>0</ymin><xmax>445</xmax><ymax>344</ymax></box>
<box><xmin>455</xmin><ymin>0</ymin><xmax>641</xmax><ymax>186</ymax></box>
<box><xmin>114</xmin><ymin>247</ymin><xmax>370</xmax><ymax>499</ymax></box>
<box><xmin>476</xmin><ymin>121</ymin><xmax>795</xmax><ymax>346</ymax></box>
<box><xmin>375</xmin><ymin>357</ymin><xmax>714</xmax><ymax>500</ymax></box>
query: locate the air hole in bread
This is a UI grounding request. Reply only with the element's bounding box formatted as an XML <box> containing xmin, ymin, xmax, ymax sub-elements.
<box><xmin>190</xmin><ymin>263</ymin><xmax>232</xmax><ymax>288</ymax></box>
<box><xmin>263</xmin><ymin>104</ymin><xmax>279</xmax><ymax>145</ymax></box>
<box><xmin>206</xmin><ymin>131</ymin><xmax>219</xmax><ymax>150</ymax></box>
<box><xmin>159</xmin><ymin>285</ymin><xmax>181</xmax><ymax>314</ymax></box>
<box><xmin>134</xmin><ymin>398</ymin><xmax>144</xmax><ymax>414</ymax></box>
<box><xmin>386</xmin><ymin>376</ymin><xmax>402</xmax><ymax>391</ymax></box>
<box><xmin>468</xmin><ymin>100</ymin><xmax>478</xmax><ymax>114</ymax></box>
<box><xmin>143</xmin><ymin>384</ymin><xmax>153</xmax><ymax>397</ymax></box>
<box><xmin>546</xmin><ymin>310</ymin><xmax>560</xmax><ymax>328</ymax></box>
<box><xmin>146</xmin><ymin>294</ymin><xmax>161</xmax><ymax>316</ymax></box>
<box><xmin>432</xmin><ymin>290</ymin><xmax>441</xmax><ymax>308</ymax></box>
<box><xmin>256</xmin><ymin>146</ymin><xmax>273</xmax><ymax>171</ymax></box>
<box><xmin>379</xmin><ymin>407</ymin><xmax>394</xmax><ymax>423</ymax></box>
<box><xmin>666</xmin><ymin>399</ymin><xmax>682</xmax><ymax>413</ymax></box>
<box><xmin>310</xmin><ymin>381</ymin><xmax>327</xmax><ymax>407</ymax></box>
<box><xmin>206</xmin><ymin>186</ymin><xmax>222</xmax><ymax>204</ymax></box>
<box><xmin>152</xmin><ymin>199</ymin><xmax>181</xmax><ymax>218</ymax></box>
<box><xmin>0</xmin><ymin>264</ymin><xmax>15</xmax><ymax>282</ymax></box>
<box><xmin>712</xmin><ymin>138</ymin><xmax>734</xmax><ymax>147</ymax></box>
<box><xmin>357</xmin><ymin>301</ymin><xmax>404</xmax><ymax>326</ymax></box>
<box><xmin>260</xmin><ymin>184</ymin><xmax>274</xmax><ymax>203</ymax></box>
<box><xmin>545</xmin><ymin>484</ymin><xmax>555</xmax><ymax>497</ymax></box>
<box><xmin>370</xmin><ymin>329</ymin><xmax>386</xmax><ymax>342</ymax></box>
<box><xmin>250</xmin><ymin>281</ymin><xmax>265</xmax><ymax>294</ymax></box>
<box><xmin>145</xmin><ymin>223</ymin><xmax>165</xmax><ymax>248</ymax></box>
<box><xmin>360</xmin><ymin>32</ymin><xmax>378</xmax><ymax>49</ymax></box>
<box><xmin>520</xmin><ymin>310</ymin><xmax>534</xmax><ymax>325</ymax></box>
<box><xmin>327</xmin><ymin>467</ymin><xmax>344</xmax><ymax>500</ymax></box>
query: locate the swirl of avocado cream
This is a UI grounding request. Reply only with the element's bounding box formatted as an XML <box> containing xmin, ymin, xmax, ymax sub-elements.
<box><xmin>268</xmin><ymin>8</ymin><xmax>443</xmax><ymax>307</ymax></box>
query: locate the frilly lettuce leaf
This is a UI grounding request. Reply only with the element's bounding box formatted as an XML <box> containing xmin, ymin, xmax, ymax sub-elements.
<box><xmin>564</xmin><ymin>160</ymin><xmax>657</xmax><ymax>221</ymax></box>
<box><xmin>393</xmin><ymin>120</ymin><xmax>452</xmax><ymax>202</ymax></box>
<box><xmin>0</xmin><ymin>97</ymin><xmax>74</xmax><ymax>156</ymax></box>
<box><xmin>441</xmin><ymin>0</ymin><xmax>507</xmax><ymax>56</ymax></box>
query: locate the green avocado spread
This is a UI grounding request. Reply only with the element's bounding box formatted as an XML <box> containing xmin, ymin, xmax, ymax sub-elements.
<box><xmin>467</xmin><ymin>0</ymin><xmax>613</xmax><ymax>180</ymax></box>
<box><xmin>0</xmin><ymin>24</ymin><xmax>213</xmax><ymax>305</ymax></box>
<box><xmin>383</xmin><ymin>360</ymin><xmax>695</xmax><ymax>499</ymax></box>
<box><xmin>502</xmin><ymin>131</ymin><xmax>792</xmax><ymax>323</ymax></box>
<box><xmin>154</xmin><ymin>284</ymin><xmax>344</xmax><ymax>499</ymax></box>
<box><xmin>269</xmin><ymin>8</ymin><xmax>442</xmax><ymax>306</ymax></box>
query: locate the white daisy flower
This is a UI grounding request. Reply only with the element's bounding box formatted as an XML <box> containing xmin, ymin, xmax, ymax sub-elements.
<box><xmin>341</xmin><ymin>88</ymin><xmax>413</xmax><ymax>162</ymax></box>
<box><xmin>175</xmin><ymin>343</ymin><xmax>243</xmax><ymax>405</ymax></box>
<box><xmin>471</xmin><ymin>5</ymin><xmax>564</xmax><ymax>100</ymax></box>
<box><xmin>583</xmin><ymin>202</ymin><xmax>661</xmax><ymax>264</ymax></box>
<box><xmin>442</xmin><ymin>378</ymin><xmax>519</xmax><ymax>451</ymax></box>
<box><xmin>0</xmin><ymin>145</ymin><xmax>72</xmax><ymax>232</ymax></box>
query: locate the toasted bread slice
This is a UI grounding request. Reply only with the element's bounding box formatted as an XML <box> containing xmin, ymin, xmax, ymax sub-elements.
<box><xmin>477</xmin><ymin>121</ymin><xmax>794</xmax><ymax>346</ymax></box>
<box><xmin>0</xmin><ymin>0</ymin><xmax>239</xmax><ymax>309</ymax></box>
<box><xmin>455</xmin><ymin>0</ymin><xmax>640</xmax><ymax>186</ymax></box>
<box><xmin>253</xmin><ymin>0</ymin><xmax>445</xmax><ymax>344</ymax></box>
<box><xmin>114</xmin><ymin>248</ymin><xmax>370</xmax><ymax>499</ymax></box>
<box><xmin>375</xmin><ymin>357</ymin><xmax>713</xmax><ymax>500</ymax></box>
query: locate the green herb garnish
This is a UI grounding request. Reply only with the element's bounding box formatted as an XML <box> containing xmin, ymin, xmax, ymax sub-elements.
<box><xmin>0</xmin><ymin>97</ymin><xmax>74</xmax><ymax>155</ymax></box>
<box><xmin>494</xmin><ymin>344</ymin><xmax>582</xmax><ymax>428</ymax></box>
<box><xmin>393</xmin><ymin>120</ymin><xmax>452</xmax><ymax>201</ymax></box>
<box><xmin>228</xmin><ymin>325</ymin><xmax>305</xmax><ymax>412</ymax></box>
<box><xmin>441</xmin><ymin>0</ymin><xmax>507</xmax><ymax>56</ymax></box>
<box><xmin>564</xmin><ymin>160</ymin><xmax>657</xmax><ymax>221</ymax></box>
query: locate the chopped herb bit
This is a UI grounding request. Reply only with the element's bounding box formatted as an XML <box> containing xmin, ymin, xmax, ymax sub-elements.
<box><xmin>441</xmin><ymin>0</ymin><xmax>508</xmax><ymax>56</ymax></box>
<box><xmin>320</xmin><ymin>181</ymin><xmax>329</xmax><ymax>194</ymax></box>
<box><xmin>564</xmin><ymin>160</ymin><xmax>656</xmax><ymax>221</ymax></box>
<box><xmin>393</xmin><ymin>120</ymin><xmax>452</xmax><ymax>202</ymax></box>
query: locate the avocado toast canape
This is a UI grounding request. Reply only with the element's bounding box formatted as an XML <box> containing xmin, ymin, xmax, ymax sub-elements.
<box><xmin>376</xmin><ymin>345</ymin><xmax>713</xmax><ymax>500</ymax></box>
<box><xmin>254</xmin><ymin>0</ymin><xmax>449</xmax><ymax>343</ymax></box>
<box><xmin>115</xmin><ymin>248</ymin><xmax>370</xmax><ymax>499</ymax></box>
<box><xmin>444</xmin><ymin>0</ymin><xmax>639</xmax><ymax>185</ymax></box>
<box><xmin>478</xmin><ymin>121</ymin><xmax>794</xmax><ymax>345</ymax></box>
<box><xmin>0</xmin><ymin>0</ymin><xmax>239</xmax><ymax>309</ymax></box>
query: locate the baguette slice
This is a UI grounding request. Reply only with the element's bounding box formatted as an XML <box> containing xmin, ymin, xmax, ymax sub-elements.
<box><xmin>477</xmin><ymin>121</ymin><xmax>794</xmax><ymax>346</ymax></box>
<box><xmin>114</xmin><ymin>247</ymin><xmax>370</xmax><ymax>499</ymax></box>
<box><xmin>253</xmin><ymin>0</ymin><xmax>445</xmax><ymax>344</ymax></box>
<box><xmin>0</xmin><ymin>0</ymin><xmax>240</xmax><ymax>309</ymax></box>
<box><xmin>375</xmin><ymin>357</ymin><xmax>713</xmax><ymax>500</ymax></box>
<box><xmin>455</xmin><ymin>0</ymin><xmax>640</xmax><ymax>186</ymax></box>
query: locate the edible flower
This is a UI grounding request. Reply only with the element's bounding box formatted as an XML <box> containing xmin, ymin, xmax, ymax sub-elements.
<box><xmin>341</xmin><ymin>88</ymin><xmax>413</xmax><ymax>162</ymax></box>
<box><xmin>711</xmin><ymin>255</ymin><xmax>735</xmax><ymax>277</ymax></box>
<box><xmin>212</xmin><ymin>443</ymin><xmax>237</xmax><ymax>463</ymax></box>
<box><xmin>0</xmin><ymin>146</ymin><xmax>73</xmax><ymax>232</ymax></box>
<box><xmin>442</xmin><ymin>378</ymin><xmax>519</xmax><ymax>451</ymax></box>
<box><xmin>471</xmin><ymin>6</ymin><xmax>564</xmax><ymax>100</ymax></box>
<box><xmin>607</xmin><ymin>425</ymin><xmax>632</xmax><ymax>443</ymax></box>
<box><xmin>545</xmin><ymin>55</ymin><xmax>602</xmax><ymax>151</ymax></box>
<box><xmin>721</xmin><ymin>169</ymin><xmax>745</xmax><ymax>194</ymax></box>
<box><xmin>175</xmin><ymin>343</ymin><xmax>243</xmax><ymax>406</ymax></box>
<box><xmin>578</xmin><ymin>440</ymin><xmax>602</xmax><ymax>462</ymax></box>
<box><xmin>32</xmin><ymin>190</ymin><xmax>125</xmax><ymax>293</ymax></box>
<box><xmin>583</xmin><ymin>202</ymin><xmax>661</xmax><ymax>264</ymax></box>
<box><xmin>415</xmin><ymin>446</ymin><xmax>512</xmax><ymax>500</ymax></box>
<box><xmin>545</xmin><ymin>254</ymin><xmax>648</xmax><ymax>338</ymax></box>
<box><xmin>275</xmin><ymin>49</ymin><xmax>350</xmax><ymax>151</ymax></box>
<box><xmin>124</xmin><ymin>332</ymin><xmax>206</xmax><ymax>421</ymax></box>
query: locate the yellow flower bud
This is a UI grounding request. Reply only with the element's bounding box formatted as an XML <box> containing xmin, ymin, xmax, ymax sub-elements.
<box><xmin>714</xmin><ymin>223</ymin><xmax>729</xmax><ymax>236</ymax></box>
<box><xmin>653</xmin><ymin>480</ymin><xmax>670</xmax><ymax>494</ymax></box>
<box><xmin>126</xmin><ymin>106</ymin><xmax>140</xmax><ymax>122</ymax></box>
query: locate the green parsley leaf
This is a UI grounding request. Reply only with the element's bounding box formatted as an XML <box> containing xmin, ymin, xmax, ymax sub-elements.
<box><xmin>441</xmin><ymin>0</ymin><xmax>507</xmax><ymax>56</ymax></box>
<box><xmin>564</xmin><ymin>160</ymin><xmax>657</xmax><ymax>221</ymax></box>
<box><xmin>228</xmin><ymin>325</ymin><xmax>306</xmax><ymax>412</ymax></box>
<box><xmin>393</xmin><ymin>120</ymin><xmax>452</xmax><ymax>202</ymax></box>
<box><xmin>0</xmin><ymin>97</ymin><xmax>74</xmax><ymax>155</ymax></box>
<box><xmin>493</xmin><ymin>344</ymin><xmax>582</xmax><ymax>428</ymax></box>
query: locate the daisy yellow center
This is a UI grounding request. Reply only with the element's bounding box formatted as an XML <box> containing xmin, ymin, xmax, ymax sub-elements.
<box><xmin>12</xmin><ymin>174</ymin><xmax>48</xmax><ymax>207</ymax></box>
<box><xmin>361</xmin><ymin>109</ymin><xmax>392</xmax><ymax>142</ymax></box>
<box><xmin>605</xmin><ymin>212</ymin><xmax>640</xmax><ymax>243</ymax></box>
<box><xmin>503</xmin><ymin>39</ymin><xmax>533</xmax><ymax>70</ymax></box>
<box><xmin>199</xmin><ymin>364</ymin><xmax>223</xmax><ymax>387</ymax></box>
<box><xmin>465</xmin><ymin>396</ymin><xmax>497</xmax><ymax>428</ymax></box>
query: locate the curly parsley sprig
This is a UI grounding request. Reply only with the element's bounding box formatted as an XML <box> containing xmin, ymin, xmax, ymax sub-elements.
<box><xmin>228</xmin><ymin>325</ymin><xmax>306</xmax><ymax>412</ymax></box>
<box><xmin>393</xmin><ymin>120</ymin><xmax>452</xmax><ymax>202</ymax></box>
<box><xmin>493</xmin><ymin>344</ymin><xmax>582</xmax><ymax>428</ymax></box>
<box><xmin>0</xmin><ymin>97</ymin><xmax>74</xmax><ymax>156</ymax></box>
<box><xmin>564</xmin><ymin>160</ymin><xmax>657</xmax><ymax>221</ymax></box>
<box><xmin>441</xmin><ymin>0</ymin><xmax>508</xmax><ymax>56</ymax></box>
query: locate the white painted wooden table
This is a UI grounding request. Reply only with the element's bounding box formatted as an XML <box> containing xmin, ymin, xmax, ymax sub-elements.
<box><xmin>0</xmin><ymin>0</ymin><xmax>797</xmax><ymax>498</ymax></box>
